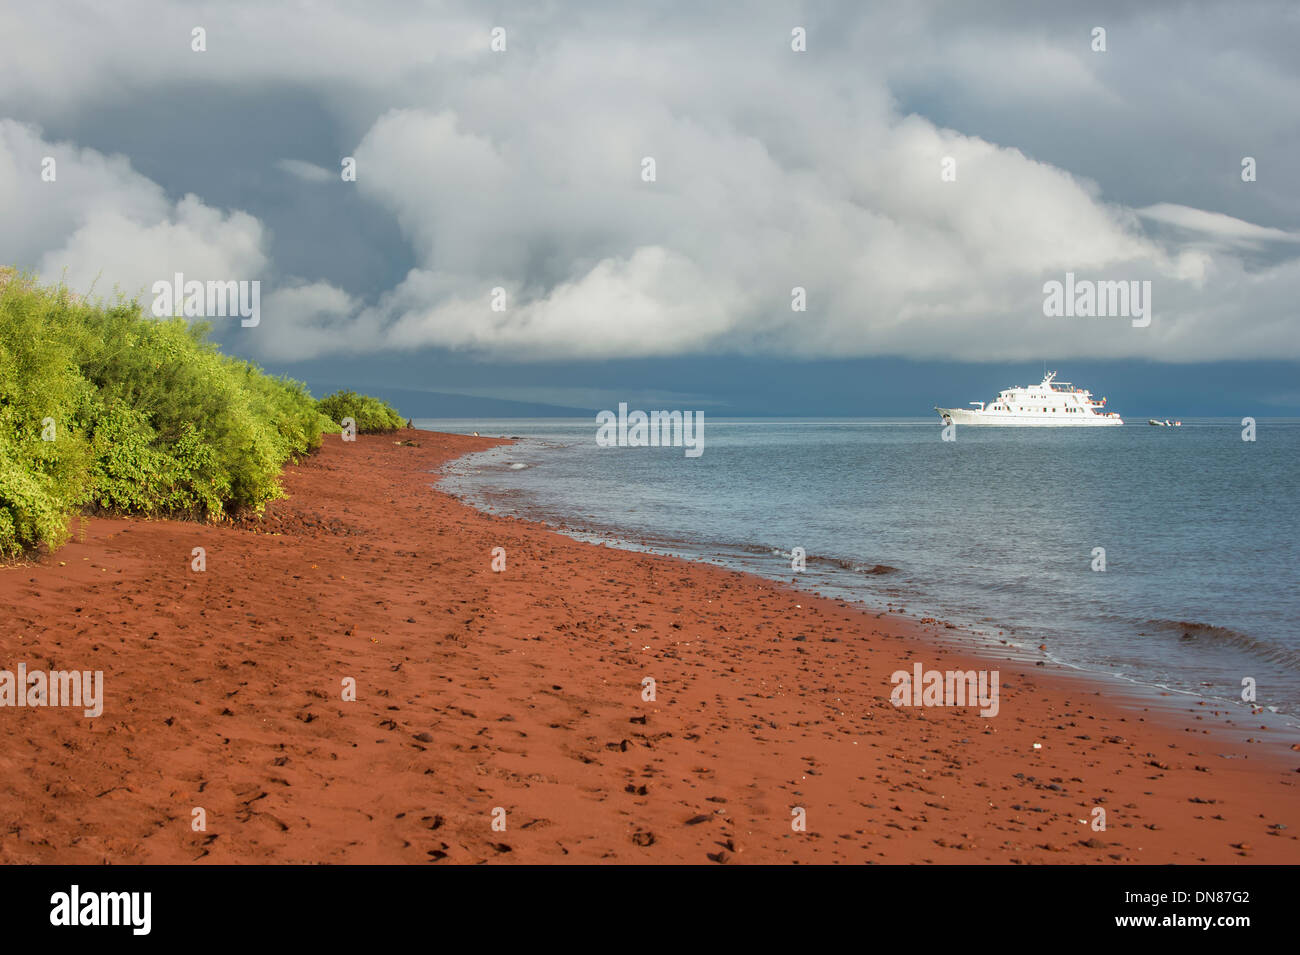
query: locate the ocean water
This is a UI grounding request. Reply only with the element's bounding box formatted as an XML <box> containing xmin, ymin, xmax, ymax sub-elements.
<box><xmin>425</xmin><ymin>417</ymin><xmax>1300</xmax><ymax>722</ymax></box>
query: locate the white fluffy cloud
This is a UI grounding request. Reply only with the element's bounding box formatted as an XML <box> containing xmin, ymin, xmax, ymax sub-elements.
<box><xmin>254</xmin><ymin>64</ymin><xmax>1297</xmax><ymax>362</ymax></box>
<box><xmin>0</xmin><ymin>120</ymin><xmax>266</xmax><ymax>300</ymax></box>
<box><xmin>1137</xmin><ymin>203</ymin><xmax>1300</xmax><ymax>247</ymax></box>
<box><xmin>275</xmin><ymin>159</ymin><xmax>333</xmax><ymax>184</ymax></box>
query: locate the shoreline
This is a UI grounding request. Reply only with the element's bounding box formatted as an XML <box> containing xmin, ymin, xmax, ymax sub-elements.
<box><xmin>439</xmin><ymin>435</ymin><xmax>1300</xmax><ymax>747</ymax></box>
<box><xmin>0</xmin><ymin>429</ymin><xmax>1295</xmax><ymax>864</ymax></box>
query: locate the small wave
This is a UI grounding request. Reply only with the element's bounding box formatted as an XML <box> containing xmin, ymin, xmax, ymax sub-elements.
<box><xmin>810</xmin><ymin>557</ymin><xmax>899</xmax><ymax>575</ymax></box>
<box><xmin>1144</xmin><ymin>618</ymin><xmax>1300</xmax><ymax>671</ymax></box>
<box><xmin>758</xmin><ymin>545</ymin><xmax>899</xmax><ymax>576</ymax></box>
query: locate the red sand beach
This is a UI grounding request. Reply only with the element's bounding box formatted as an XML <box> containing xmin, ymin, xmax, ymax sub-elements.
<box><xmin>0</xmin><ymin>430</ymin><xmax>1295</xmax><ymax>864</ymax></box>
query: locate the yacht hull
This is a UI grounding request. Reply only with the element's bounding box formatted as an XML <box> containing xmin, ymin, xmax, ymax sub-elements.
<box><xmin>936</xmin><ymin>407</ymin><xmax>1123</xmax><ymax>427</ymax></box>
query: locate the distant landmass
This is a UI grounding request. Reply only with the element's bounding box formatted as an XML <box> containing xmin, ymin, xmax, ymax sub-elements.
<box><xmin>305</xmin><ymin>385</ymin><xmax>592</xmax><ymax>419</ymax></box>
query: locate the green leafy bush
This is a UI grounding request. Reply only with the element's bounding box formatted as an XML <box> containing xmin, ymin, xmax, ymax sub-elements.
<box><xmin>0</xmin><ymin>270</ymin><xmax>396</xmax><ymax>557</ymax></box>
<box><xmin>317</xmin><ymin>389</ymin><xmax>405</xmax><ymax>434</ymax></box>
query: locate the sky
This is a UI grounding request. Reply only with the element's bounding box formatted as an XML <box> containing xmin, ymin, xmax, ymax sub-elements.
<box><xmin>2</xmin><ymin>0</ymin><xmax>1298</xmax><ymax>416</ymax></box>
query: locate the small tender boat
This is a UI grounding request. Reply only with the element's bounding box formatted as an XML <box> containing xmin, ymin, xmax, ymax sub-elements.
<box><xmin>1148</xmin><ymin>418</ymin><xmax>1182</xmax><ymax>427</ymax></box>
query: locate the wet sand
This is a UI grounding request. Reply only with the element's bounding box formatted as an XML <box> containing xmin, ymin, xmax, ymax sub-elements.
<box><xmin>0</xmin><ymin>429</ymin><xmax>1295</xmax><ymax>864</ymax></box>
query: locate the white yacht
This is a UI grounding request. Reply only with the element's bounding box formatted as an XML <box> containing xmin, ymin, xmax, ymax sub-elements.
<box><xmin>936</xmin><ymin>372</ymin><xmax>1123</xmax><ymax>427</ymax></box>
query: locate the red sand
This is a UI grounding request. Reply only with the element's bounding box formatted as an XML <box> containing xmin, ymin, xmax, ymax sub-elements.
<box><xmin>0</xmin><ymin>430</ymin><xmax>1295</xmax><ymax>864</ymax></box>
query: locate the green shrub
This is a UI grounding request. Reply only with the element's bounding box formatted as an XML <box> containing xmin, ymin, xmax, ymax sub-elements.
<box><xmin>0</xmin><ymin>273</ymin><xmax>95</xmax><ymax>556</ymax></box>
<box><xmin>317</xmin><ymin>389</ymin><xmax>405</xmax><ymax>434</ymax></box>
<box><xmin>0</xmin><ymin>270</ymin><xmax>399</xmax><ymax>557</ymax></box>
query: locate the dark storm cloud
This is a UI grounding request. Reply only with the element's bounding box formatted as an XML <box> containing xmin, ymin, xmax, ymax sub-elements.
<box><xmin>1</xmin><ymin>0</ymin><xmax>1297</xmax><ymax>380</ymax></box>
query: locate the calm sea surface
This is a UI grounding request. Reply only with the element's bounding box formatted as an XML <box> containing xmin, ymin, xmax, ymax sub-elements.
<box><xmin>424</xmin><ymin>417</ymin><xmax>1300</xmax><ymax>722</ymax></box>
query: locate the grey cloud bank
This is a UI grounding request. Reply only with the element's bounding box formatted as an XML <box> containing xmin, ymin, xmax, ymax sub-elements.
<box><xmin>1</xmin><ymin>1</ymin><xmax>1297</xmax><ymax>366</ymax></box>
